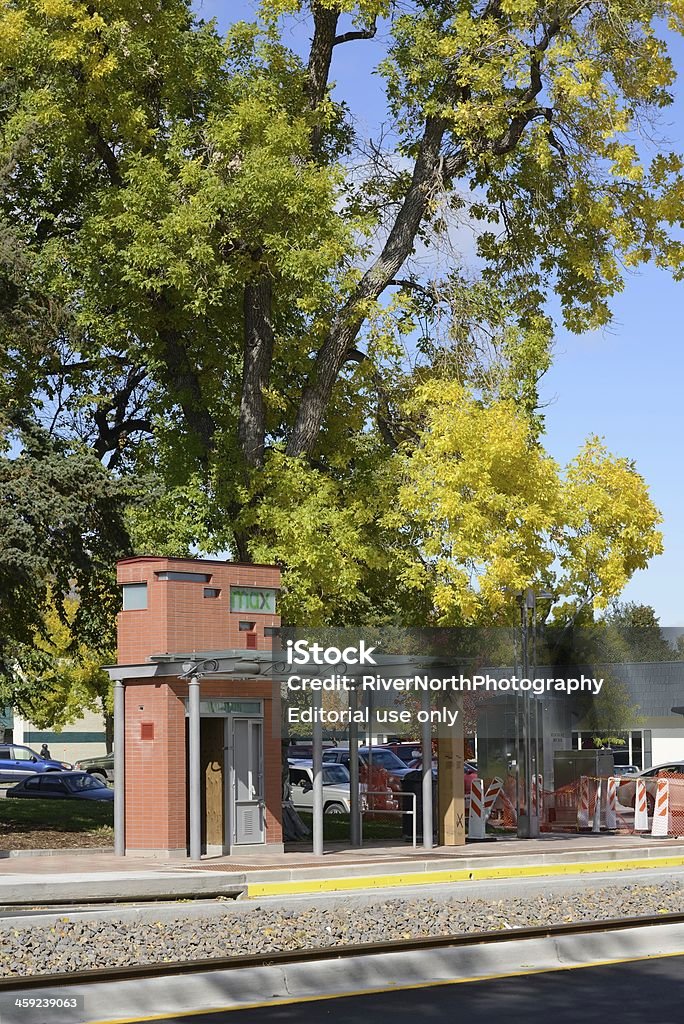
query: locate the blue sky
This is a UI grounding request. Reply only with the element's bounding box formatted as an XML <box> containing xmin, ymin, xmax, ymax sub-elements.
<box><xmin>198</xmin><ymin>2</ymin><xmax>684</xmax><ymax>624</ymax></box>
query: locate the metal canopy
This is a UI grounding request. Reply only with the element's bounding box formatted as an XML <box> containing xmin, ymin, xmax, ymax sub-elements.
<box><xmin>106</xmin><ymin>647</ymin><xmax>458</xmax><ymax>681</ymax></box>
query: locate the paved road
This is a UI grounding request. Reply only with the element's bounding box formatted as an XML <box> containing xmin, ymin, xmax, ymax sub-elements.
<box><xmin>147</xmin><ymin>954</ymin><xmax>684</xmax><ymax>1024</ymax></box>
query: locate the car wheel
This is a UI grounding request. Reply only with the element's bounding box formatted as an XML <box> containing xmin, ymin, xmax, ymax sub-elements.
<box><xmin>90</xmin><ymin>771</ymin><xmax>107</xmax><ymax>783</ymax></box>
<box><xmin>324</xmin><ymin>802</ymin><xmax>346</xmax><ymax>815</ymax></box>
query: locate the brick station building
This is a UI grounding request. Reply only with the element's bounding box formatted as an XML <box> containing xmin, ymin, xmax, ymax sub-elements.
<box><xmin>108</xmin><ymin>556</ymin><xmax>283</xmax><ymax>858</ymax></box>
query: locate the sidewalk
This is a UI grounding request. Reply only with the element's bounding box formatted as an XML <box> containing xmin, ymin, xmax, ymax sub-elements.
<box><xmin>1</xmin><ymin>833</ymin><xmax>684</xmax><ymax>904</ymax></box>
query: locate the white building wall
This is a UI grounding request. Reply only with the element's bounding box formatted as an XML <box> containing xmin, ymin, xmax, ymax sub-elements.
<box><xmin>12</xmin><ymin>708</ymin><xmax>107</xmax><ymax>763</ymax></box>
<box><xmin>650</xmin><ymin>728</ymin><xmax>684</xmax><ymax>765</ymax></box>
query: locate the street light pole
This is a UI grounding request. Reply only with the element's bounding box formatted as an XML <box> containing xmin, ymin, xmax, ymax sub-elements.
<box><xmin>349</xmin><ymin>682</ymin><xmax>361</xmax><ymax>846</ymax></box>
<box><xmin>518</xmin><ymin>588</ymin><xmax>539</xmax><ymax>839</ymax></box>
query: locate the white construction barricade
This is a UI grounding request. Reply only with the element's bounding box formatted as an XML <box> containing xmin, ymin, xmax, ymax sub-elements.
<box><xmin>468</xmin><ymin>777</ymin><xmax>505</xmax><ymax>839</ymax></box>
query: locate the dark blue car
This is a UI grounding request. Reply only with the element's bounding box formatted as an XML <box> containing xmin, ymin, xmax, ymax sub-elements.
<box><xmin>0</xmin><ymin>743</ymin><xmax>72</xmax><ymax>782</ymax></box>
<box><xmin>8</xmin><ymin>771</ymin><xmax>113</xmax><ymax>801</ymax></box>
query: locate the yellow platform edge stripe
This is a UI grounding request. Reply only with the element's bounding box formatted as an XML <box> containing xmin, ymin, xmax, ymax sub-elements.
<box><xmin>246</xmin><ymin>854</ymin><xmax>684</xmax><ymax>897</ymax></box>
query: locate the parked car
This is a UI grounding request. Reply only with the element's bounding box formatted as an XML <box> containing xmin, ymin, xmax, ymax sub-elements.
<box><xmin>288</xmin><ymin>762</ymin><xmax>351</xmax><ymax>815</ymax></box>
<box><xmin>613</xmin><ymin>764</ymin><xmax>640</xmax><ymax>776</ymax></box>
<box><xmin>407</xmin><ymin>756</ymin><xmax>437</xmax><ymax>772</ymax></box>
<box><xmin>382</xmin><ymin>742</ymin><xmax>422</xmax><ymax>764</ymax></box>
<box><xmin>7</xmin><ymin>771</ymin><xmax>114</xmax><ymax>801</ymax></box>
<box><xmin>322</xmin><ymin>746</ymin><xmax>413</xmax><ymax>781</ymax></box>
<box><xmin>618</xmin><ymin>762</ymin><xmax>684</xmax><ymax>812</ymax></box>
<box><xmin>406</xmin><ymin>756</ymin><xmax>478</xmax><ymax>805</ymax></box>
<box><xmin>74</xmin><ymin>752</ymin><xmax>114</xmax><ymax>783</ymax></box>
<box><xmin>0</xmin><ymin>744</ymin><xmax>72</xmax><ymax>782</ymax></box>
<box><xmin>319</xmin><ymin>748</ymin><xmax>403</xmax><ymax>809</ymax></box>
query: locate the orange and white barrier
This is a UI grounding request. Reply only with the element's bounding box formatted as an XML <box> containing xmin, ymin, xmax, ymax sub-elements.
<box><xmin>634</xmin><ymin>778</ymin><xmax>649</xmax><ymax>831</ymax></box>
<box><xmin>651</xmin><ymin>778</ymin><xmax>670</xmax><ymax>837</ymax></box>
<box><xmin>468</xmin><ymin>778</ymin><xmax>486</xmax><ymax>838</ymax></box>
<box><xmin>604</xmin><ymin>776</ymin><xmax>618</xmax><ymax>830</ymax></box>
<box><xmin>592</xmin><ymin>778</ymin><xmax>602</xmax><ymax>832</ymax></box>
<box><xmin>468</xmin><ymin>777</ymin><xmax>505</xmax><ymax>838</ymax></box>
<box><xmin>484</xmin><ymin>777</ymin><xmax>504</xmax><ymax>819</ymax></box>
<box><xmin>577</xmin><ymin>775</ymin><xmax>591</xmax><ymax>829</ymax></box>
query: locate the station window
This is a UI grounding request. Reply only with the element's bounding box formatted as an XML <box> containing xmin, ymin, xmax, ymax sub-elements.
<box><xmin>264</xmin><ymin>626</ymin><xmax>280</xmax><ymax>637</ymax></box>
<box><xmin>122</xmin><ymin>583</ymin><xmax>148</xmax><ymax>611</ymax></box>
<box><xmin>239</xmin><ymin>621</ymin><xmax>256</xmax><ymax>631</ymax></box>
<box><xmin>204</xmin><ymin>587</ymin><xmax>221</xmax><ymax>599</ymax></box>
<box><xmin>155</xmin><ymin>571</ymin><xmax>211</xmax><ymax>583</ymax></box>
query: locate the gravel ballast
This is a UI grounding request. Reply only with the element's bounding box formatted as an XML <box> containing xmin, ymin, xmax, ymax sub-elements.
<box><xmin>1</xmin><ymin>880</ymin><xmax>683</xmax><ymax>978</ymax></box>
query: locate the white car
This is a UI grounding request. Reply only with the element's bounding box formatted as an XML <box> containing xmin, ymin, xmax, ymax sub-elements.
<box><xmin>288</xmin><ymin>762</ymin><xmax>351</xmax><ymax>815</ymax></box>
<box><xmin>618</xmin><ymin>761</ymin><xmax>684</xmax><ymax>812</ymax></box>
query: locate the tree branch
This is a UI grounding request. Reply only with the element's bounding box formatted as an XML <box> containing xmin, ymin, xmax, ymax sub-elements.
<box><xmin>333</xmin><ymin>21</ymin><xmax>377</xmax><ymax>46</ymax></box>
<box><xmin>86</xmin><ymin>122</ymin><xmax>122</xmax><ymax>186</ymax></box>
<box><xmin>91</xmin><ymin>366</ymin><xmax>152</xmax><ymax>462</ymax></box>
<box><xmin>341</xmin><ymin>348</ymin><xmax>401</xmax><ymax>451</ymax></box>
<box><xmin>286</xmin><ymin>116</ymin><xmax>447</xmax><ymax>457</ymax></box>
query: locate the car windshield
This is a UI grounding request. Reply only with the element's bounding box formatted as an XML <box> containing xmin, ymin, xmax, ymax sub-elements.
<box><xmin>63</xmin><ymin>774</ymin><xmax>106</xmax><ymax>792</ymax></box>
<box><xmin>323</xmin><ymin>766</ymin><xmax>349</xmax><ymax>786</ymax></box>
<box><xmin>361</xmin><ymin>749</ymin><xmax>405</xmax><ymax>770</ymax></box>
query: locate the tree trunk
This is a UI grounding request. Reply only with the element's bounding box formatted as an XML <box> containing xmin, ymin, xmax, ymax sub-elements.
<box><xmin>307</xmin><ymin>4</ymin><xmax>339</xmax><ymax>155</ymax></box>
<box><xmin>238</xmin><ymin>277</ymin><xmax>274</xmax><ymax>468</ymax></box>
<box><xmin>102</xmin><ymin>698</ymin><xmax>114</xmax><ymax>754</ymax></box>
<box><xmin>157</xmin><ymin>324</ymin><xmax>216</xmax><ymax>463</ymax></box>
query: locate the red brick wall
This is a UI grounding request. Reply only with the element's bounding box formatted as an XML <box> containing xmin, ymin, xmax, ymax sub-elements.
<box><xmin>117</xmin><ymin>557</ymin><xmax>280</xmax><ymax>665</ymax></box>
<box><xmin>123</xmin><ymin>681</ymin><xmax>187</xmax><ymax>853</ymax></box>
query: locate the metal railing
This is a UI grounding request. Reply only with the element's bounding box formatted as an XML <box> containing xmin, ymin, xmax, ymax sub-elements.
<box><xmin>359</xmin><ymin>790</ymin><xmax>417</xmax><ymax>848</ymax></box>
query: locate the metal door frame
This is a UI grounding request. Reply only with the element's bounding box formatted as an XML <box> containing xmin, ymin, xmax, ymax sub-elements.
<box><xmin>225</xmin><ymin>712</ymin><xmax>265</xmax><ymax>852</ymax></box>
<box><xmin>186</xmin><ymin>700</ymin><xmax>264</xmax><ymax>855</ymax></box>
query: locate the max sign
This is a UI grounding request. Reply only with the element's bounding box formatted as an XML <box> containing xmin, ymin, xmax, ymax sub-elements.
<box><xmin>230</xmin><ymin>587</ymin><xmax>277</xmax><ymax>613</ymax></box>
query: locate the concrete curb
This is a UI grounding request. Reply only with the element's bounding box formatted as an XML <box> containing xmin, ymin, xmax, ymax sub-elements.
<box><xmin>241</xmin><ymin>841</ymin><xmax>684</xmax><ymax>880</ymax></box>
<box><xmin>246</xmin><ymin>852</ymin><xmax>684</xmax><ymax>896</ymax></box>
<box><xmin>0</xmin><ymin>874</ymin><xmax>246</xmax><ymax>906</ymax></box>
<box><xmin>0</xmin><ymin>848</ymin><xmax>115</xmax><ymax>859</ymax></box>
<box><xmin>1</xmin><ymin>922</ymin><xmax>683</xmax><ymax>1023</ymax></box>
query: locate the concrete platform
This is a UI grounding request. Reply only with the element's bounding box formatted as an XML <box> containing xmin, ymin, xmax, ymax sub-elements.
<box><xmin>1</xmin><ymin>834</ymin><xmax>684</xmax><ymax>904</ymax></box>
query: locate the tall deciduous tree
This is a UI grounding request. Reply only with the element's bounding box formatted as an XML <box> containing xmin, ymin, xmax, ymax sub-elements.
<box><xmin>0</xmin><ymin>0</ymin><xmax>678</xmax><ymax>629</ymax></box>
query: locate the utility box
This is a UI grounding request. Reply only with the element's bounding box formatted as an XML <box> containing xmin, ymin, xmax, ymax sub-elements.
<box><xmin>553</xmin><ymin>749</ymin><xmax>615</xmax><ymax>789</ymax></box>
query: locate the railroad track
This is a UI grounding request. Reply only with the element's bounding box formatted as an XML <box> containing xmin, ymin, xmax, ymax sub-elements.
<box><xmin>2</xmin><ymin>911</ymin><xmax>684</xmax><ymax>991</ymax></box>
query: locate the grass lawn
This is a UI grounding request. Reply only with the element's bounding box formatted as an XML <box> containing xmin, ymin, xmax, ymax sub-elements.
<box><xmin>297</xmin><ymin>810</ymin><xmax>406</xmax><ymax>843</ymax></box>
<box><xmin>0</xmin><ymin>792</ymin><xmax>114</xmax><ymax>850</ymax></box>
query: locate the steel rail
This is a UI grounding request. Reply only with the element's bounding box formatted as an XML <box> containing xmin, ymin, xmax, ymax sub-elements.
<box><xmin>2</xmin><ymin>911</ymin><xmax>684</xmax><ymax>990</ymax></box>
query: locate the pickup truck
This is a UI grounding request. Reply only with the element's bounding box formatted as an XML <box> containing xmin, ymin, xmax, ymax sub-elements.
<box><xmin>74</xmin><ymin>752</ymin><xmax>114</xmax><ymax>783</ymax></box>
